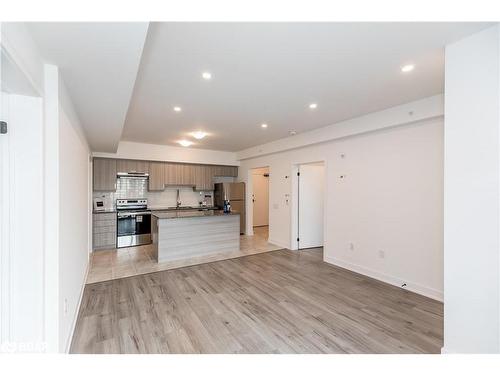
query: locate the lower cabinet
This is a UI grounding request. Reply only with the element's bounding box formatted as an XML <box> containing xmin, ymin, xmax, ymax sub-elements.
<box><xmin>93</xmin><ymin>213</ymin><xmax>117</xmax><ymax>250</ymax></box>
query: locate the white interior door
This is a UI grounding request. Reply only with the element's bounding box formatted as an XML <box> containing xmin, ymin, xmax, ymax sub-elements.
<box><xmin>298</xmin><ymin>164</ymin><xmax>324</xmax><ymax>249</ymax></box>
<box><xmin>0</xmin><ymin>93</ymin><xmax>44</xmax><ymax>348</ymax></box>
<box><xmin>252</xmin><ymin>172</ymin><xmax>269</xmax><ymax>227</ymax></box>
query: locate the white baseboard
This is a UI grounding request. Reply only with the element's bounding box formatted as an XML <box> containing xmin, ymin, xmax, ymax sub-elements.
<box><xmin>324</xmin><ymin>255</ymin><xmax>443</xmax><ymax>302</ymax></box>
<box><xmin>64</xmin><ymin>258</ymin><xmax>90</xmax><ymax>353</ymax></box>
<box><xmin>268</xmin><ymin>237</ymin><xmax>289</xmax><ymax>250</ymax></box>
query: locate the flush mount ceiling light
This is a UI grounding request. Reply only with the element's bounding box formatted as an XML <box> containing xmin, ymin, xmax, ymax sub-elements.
<box><xmin>191</xmin><ymin>131</ymin><xmax>207</xmax><ymax>140</ymax></box>
<box><xmin>202</xmin><ymin>72</ymin><xmax>212</xmax><ymax>80</ymax></box>
<box><xmin>177</xmin><ymin>140</ymin><xmax>193</xmax><ymax>147</ymax></box>
<box><xmin>261</xmin><ymin>123</ymin><xmax>268</xmax><ymax>128</ymax></box>
<box><xmin>173</xmin><ymin>106</ymin><xmax>182</xmax><ymax>112</ymax></box>
<box><xmin>289</xmin><ymin>130</ymin><xmax>297</xmax><ymax>136</ymax></box>
<box><xmin>309</xmin><ymin>103</ymin><xmax>318</xmax><ymax>109</ymax></box>
<box><xmin>401</xmin><ymin>64</ymin><xmax>415</xmax><ymax>73</ymax></box>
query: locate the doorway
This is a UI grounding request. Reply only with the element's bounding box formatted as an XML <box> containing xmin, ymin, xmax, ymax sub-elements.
<box><xmin>251</xmin><ymin>167</ymin><xmax>270</xmax><ymax>240</ymax></box>
<box><xmin>297</xmin><ymin>162</ymin><xmax>325</xmax><ymax>249</ymax></box>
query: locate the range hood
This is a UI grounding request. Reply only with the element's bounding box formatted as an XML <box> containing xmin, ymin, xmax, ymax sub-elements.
<box><xmin>117</xmin><ymin>172</ymin><xmax>149</xmax><ymax>179</ymax></box>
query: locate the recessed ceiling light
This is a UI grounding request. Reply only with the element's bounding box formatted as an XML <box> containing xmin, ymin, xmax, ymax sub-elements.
<box><xmin>309</xmin><ymin>103</ymin><xmax>318</xmax><ymax>109</ymax></box>
<box><xmin>261</xmin><ymin>123</ymin><xmax>268</xmax><ymax>128</ymax></box>
<box><xmin>401</xmin><ymin>64</ymin><xmax>415</xmax><ymax>73</ymax></box>
<box><xmin>202</xmin><ymin>72</ymin><xmax>212</xmax><ymax>80</ymax></box>
<box><xmin>289</xmin><ymin>130</ymin><xmax>297</xmax><ymax>136</ymax></box>
<box><xmin>173</xmin><ymin>106</ymin><xmax>182</xmax><ymax>112</ymax></box>
<box><xmin>191</xmin><ymin>131</ymin><xmax>207</xmax><ymax>140</ymax></box>
<box><xmin>177</xmin><ymin>140</ymin><xmax>193</xmax><ymax>147</ymax></box>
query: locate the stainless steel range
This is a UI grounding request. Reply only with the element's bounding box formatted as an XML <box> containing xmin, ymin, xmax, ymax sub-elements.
<box><xmin>116</xmin><ymin>199</ymin><xmax>152</xmax><ymax>248</ymax></box>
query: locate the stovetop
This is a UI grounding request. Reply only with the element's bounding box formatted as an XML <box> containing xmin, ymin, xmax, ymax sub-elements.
<box><xmin>116</xmin><ymin>198</ymin><xmax>148</xmax><ymax>211</ymax></box>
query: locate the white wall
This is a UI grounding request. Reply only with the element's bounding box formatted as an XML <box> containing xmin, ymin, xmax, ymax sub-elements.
<box><xmin>1</xmin><ymin>22</ymin><xmax>44</xmax><ymax>95</ymax></box>
<box><xmin>443</xmin><ymin>25</ymin><xmax>500</xmax><ymax>354</ymax></box>
<box><xmin>58</xmin><ymin>83</ymin><xmax>91</xmax><ymax>352</ymax></box>
<box><xmin>93</xmin><ymin>140</ymin><xmax>239</xmax><ymax>166</ymax></box>
<box><xmin>237</xmin><ymin>95</ymin><xmax>444</xmax><ymax>160</ymax></box>
<box><xmin>238</xmin><ymin>99</ymin><xmax>444</xmax><ymax>301</ymax></box>
<box><xmin>1</xmin><ymin>22</ymin><xmax>91</xmax><ymax>353</ymax></box>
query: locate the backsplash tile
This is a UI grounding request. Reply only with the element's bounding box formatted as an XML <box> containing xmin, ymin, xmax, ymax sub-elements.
<box><xmin>93</xmin><ymin>177</ymin><xmax>214</xmax><ymax>210</ymax></box>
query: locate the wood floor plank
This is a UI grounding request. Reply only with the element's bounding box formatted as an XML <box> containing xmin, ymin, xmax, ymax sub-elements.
<box><xmin>70</xmin><ymin>248</ymin><xmax>443</xmax><ymax>354</ymax></box>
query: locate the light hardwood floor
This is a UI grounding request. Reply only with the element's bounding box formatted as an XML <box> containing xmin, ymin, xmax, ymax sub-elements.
<box><xmin>71</xmin><ymin>246</ymin><xmax>443</xmax><ymax>354</ymax></box>
<box><xmin>87</xmin><ymin>226</ymin><xmax>278</xmax><ymax>283</ymax></box>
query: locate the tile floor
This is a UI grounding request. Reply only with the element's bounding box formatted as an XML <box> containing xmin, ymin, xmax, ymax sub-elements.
<box><xmin>86</xmin><ymin>226</ymin><xmax>280</xmax><ymax>284</ymax></box>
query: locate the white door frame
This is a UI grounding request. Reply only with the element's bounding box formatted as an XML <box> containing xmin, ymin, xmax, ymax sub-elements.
<box><xmin>246</xmin><ymin>165</ymin><xmax>270</xmax><ymax>236</ymax></box>
<box><xmin>290</xmin><ymin>159</ymin><xmax>328</xmax><ymax>251</ymax></box>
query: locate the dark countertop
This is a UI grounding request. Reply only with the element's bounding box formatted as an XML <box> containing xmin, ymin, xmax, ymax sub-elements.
<box><xmin>93</xmin><ymin>206</ymin><xmax>219</xmax><ymax>214</ymax></box>
<box><xmin>152</xmin><ymin>210</ymin><xmax>240</xmax><ymax>220</ymax></box>
<box><xmin>149</xmin><ymin>206</ymin><xmax>219</xmax><ymax>212</ymax></box>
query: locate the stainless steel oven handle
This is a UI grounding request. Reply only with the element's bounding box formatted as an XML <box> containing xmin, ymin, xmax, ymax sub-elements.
<box><xmin>117</xmin><ymin>211</ymin><xmax>151</xmax><ymax>217</ymax></box>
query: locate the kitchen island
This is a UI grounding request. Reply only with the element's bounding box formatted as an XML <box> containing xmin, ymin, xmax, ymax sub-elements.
<box><xmin>151</xmin><ymin>210</ymin><xmax>240</xmax><ymax>263</ymax></box>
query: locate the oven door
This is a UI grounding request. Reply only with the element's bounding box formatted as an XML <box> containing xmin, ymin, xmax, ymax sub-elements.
<box><xmin>117</xmin><ymin>211</ymin><xmax>152</xmax><ymax>248</ymax></box>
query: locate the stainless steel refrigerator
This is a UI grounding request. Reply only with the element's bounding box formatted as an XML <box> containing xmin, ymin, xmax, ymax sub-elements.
<box><xmin>214</xmin><ymin>182</ymin><xmax>246</xmax><ymax>234</ymax></box>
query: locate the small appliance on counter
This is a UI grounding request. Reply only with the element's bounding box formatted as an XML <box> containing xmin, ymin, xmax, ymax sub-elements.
<box><xmin>93</xmin><ymin>197</ymin><xmax>106</xmax><ymax>212</ymax></box>
<box><xmin>116</xmin><ymin>198</ymin><xmax>152</xmax><ymax>248</ymax></box>
<box><xmin>198</xmin><ymin>192</ymin><xmax>213</xmax><ymax>208</ymax></box>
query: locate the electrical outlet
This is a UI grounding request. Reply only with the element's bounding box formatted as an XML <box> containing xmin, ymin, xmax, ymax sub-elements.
<box><xmin>378</xmin><ymin>250</ymin><xmax>385</xmax><ymax>259</ymax></box>
<box><xmin>64</xmin><ymin>298</ymin><xmax>68</xmax><ymax>315</ymax></box>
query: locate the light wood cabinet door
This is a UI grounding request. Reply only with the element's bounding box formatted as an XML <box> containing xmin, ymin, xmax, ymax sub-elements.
<box><xmin>165</xmin><ymin>163</ymin><xmax>180</xmax><ymax>185</ymax></box>
<box><xmin>180</xmin><ymin>164</ymin><xmax>196</xmax><ymax>186</ymax></box>
<box><xmin>213</xmin><ymin>165</ymin><xmax>224</xmax><ymax>177</ymax></box>
<box><xmin>194</xmin><ymin>165</ymin><xmax>214</xmax><ymax>191</ymax></box>
<box><xmin>164</xmin><ymin>163</ymin><xmax>196</xmax><ymax>186</ymax></box>
<box><xmin>116</xmin><ymin>159</ymin><xmax>150</xmax><ymax>174</ymax></box>
<box><xmin>213</xmin><ymin>165</ymin><xmax>238</xmax><ymax>177</ymax></box>
<box><xmin>93</xmin><ymin>213</ymin><xmax>117</xmax><ymax>250</ymax></box>
<box><xmin>93</xmin><ymin>158</ymin><xmax>117</xmax><ymax>191</ymax></box>
<box><xmin>204</xmin><ymin>165</ymin><xmax>215</xmax><ymax>190</ymax></box>
<box><xmin>229</xmin><ymin>166</ymin><xmax>239</xmax><ymax>177</ymax></box>
<box><xmin>148</xmin><ymin>161</ymin><xmax>165</xmax><ymax>191</ymax></box>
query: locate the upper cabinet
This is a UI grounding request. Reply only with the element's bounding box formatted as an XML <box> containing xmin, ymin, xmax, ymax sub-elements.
<box><xmin>194</xmin><ymin>165</ymin><xmax>214</xmax><ymax>191</ymax></box>
<box><xmin>164</xmin><ymin>163</ymin><xmax>181</xmax><ymax>185</ymax></box>
<box><xmin>93</xmin><ymin>158</ymin><xmax>117</xmax><ymax>191</ymax></box>
<box><xmin>116</xmin><ymin>159</ymin><xmax>150</xmax><ymax>174</ymax></box>
<box><xmin>179</xmin><ymin>164</ymin><xmax>196</xmax><ymax>186</ymax></box>
<box><xmin>164</xmin><ymin>163</ymin><xmax>197</xmax><ymax>186</ymax></box>
<box><xmin>214</xmin><ymin>165</ymin><xmax>238</xmax><ymax>177</ymax></box>
<box><xmin>93</xmin><ymin>158</ymin><xmax>237</xmax><ymax>192</ymax></box>
<box><xmin>148</xmin><ymin>161</ymin><xmax>165</xmax><ymax>191</ymax></box>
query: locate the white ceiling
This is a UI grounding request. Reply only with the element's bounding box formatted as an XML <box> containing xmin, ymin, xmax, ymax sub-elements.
<box><xmin>123</xmin><ymin>22</ymin><xmax>490</xmax><ymax>151</ymax></box>
<box><xmin>26</xmin><ymin>22</ymin><xmax>149</xmax><ymax>151</ymax></box>
<box><xmin>25</xmin><ymin>22</ymin><xmax>492</xmax><ymax>152</ymax></box>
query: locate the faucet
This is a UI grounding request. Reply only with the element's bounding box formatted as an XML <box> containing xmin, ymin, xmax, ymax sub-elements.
<box><xmin>176</xmin><ymin>189</ymin><xmax>182</xmax><ymax>208</ymax></box>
